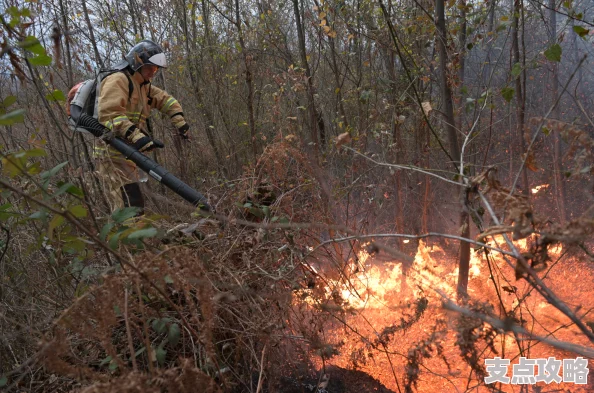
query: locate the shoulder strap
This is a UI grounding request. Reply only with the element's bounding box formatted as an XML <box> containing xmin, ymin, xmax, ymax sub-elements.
<box><xmin>98</xmin><ymin>65</ymin><xmax>134</xmax><ymax>103</ymax></box>
<box><xmin>121</xmin><ymin>70</ymin><xmax>134</xmax><ymax>102</ymax></box>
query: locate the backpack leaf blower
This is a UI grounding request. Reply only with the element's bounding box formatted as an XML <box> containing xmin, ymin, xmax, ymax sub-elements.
<box><xmin>75</xmin><ymin>113</ymin><xmax>211</xmax><ymax>212</ymax></box>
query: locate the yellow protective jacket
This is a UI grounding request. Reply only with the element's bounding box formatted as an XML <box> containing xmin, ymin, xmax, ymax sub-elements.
<box><xmin>97</xmin><ymin>70</ymin><xmax>186</xmax><ymax>141</ymax></box>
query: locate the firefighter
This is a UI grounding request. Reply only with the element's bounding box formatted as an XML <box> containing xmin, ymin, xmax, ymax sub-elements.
<box><xmin>95</xmin><ymin>39</ymin><xmax>190</xmax><ymax>216</ymax></box>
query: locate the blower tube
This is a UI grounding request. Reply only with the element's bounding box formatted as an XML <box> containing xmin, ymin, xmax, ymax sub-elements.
<box><xmin>76</xmin><ymin>114</ymin><xmax>211</xmax><ymax>212</ymax></box>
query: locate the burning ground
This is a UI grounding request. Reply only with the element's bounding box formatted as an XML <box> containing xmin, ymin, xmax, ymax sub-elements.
<box><xmin>295</xmin><ymin>238</ymin><xmax>594</xmax><ymax>392</ymax></box>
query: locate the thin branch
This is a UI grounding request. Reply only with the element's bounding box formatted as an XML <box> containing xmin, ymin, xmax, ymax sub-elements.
<box><xmin>442</xmin><ymin>297</ymin><xmax>594</xmax><ymax>358</ymax></box>
<box><xmin>344</xmin><ymin>146</ymin><xmax>463</xmax><ymax>186</ymax></box>
<box><xmin>312</xmin><ymin>233</ymin><xmax>517</xmax><ymax>258</ymax></box>
<box><xmin>478</xmin><ymin>190</ymin><xmax>594</xmax><ymax>343</ymax></box>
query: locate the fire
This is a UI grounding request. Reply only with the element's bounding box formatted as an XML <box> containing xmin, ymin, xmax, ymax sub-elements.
<box><xmin>296</xmin><ymin>236</ymin><xmax>594</xmax><ymax>393</ymax></box>
<box><xmin>531</xmin><ymin>183</ymin><xmax>549</xmax><ymax>194</ymax></box>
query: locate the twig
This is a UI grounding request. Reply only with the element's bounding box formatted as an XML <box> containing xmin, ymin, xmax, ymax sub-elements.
<box><xmin>478</xmin><ymin>190</ymin><xmax>594</xmax><ymax>343</ymax></box>
<box><xmin>441</xmin><ymin>296</ymin><xmax>594</xmax><ymax>358</ymax></box>
<box><xmin>312</xmin><ymin>233</ymin><xmax>517</xmax><ymax>258</ymax></box>
<box><xmin>343</xmin><ymin>147</ymin><xmax>463</xmax><ymax>187</ymax></box>
<box><xmin>255</xmin><ymin>343</ymin><xmax>267</xmax><ymax>393</ymax></box>
<box><xmin>124</xmin><ymin>288</ymin><xmax>138</xmax><ymax>372</ymax></box>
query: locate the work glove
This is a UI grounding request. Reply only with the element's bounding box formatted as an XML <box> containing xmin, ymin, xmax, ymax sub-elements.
<box><xmin>177</xmin><ymin>123</ymin><xmax>190</xmax><ymax>140</ymax></box>
<box><xmin>171</xmin><ymin>114</ymin><xmax>190</xmax><ymax>140</ymax></box>
<box><xmin>126</xmin><ymin>126</ymin><xmax>164</xmax><ymax>152</ymax></box>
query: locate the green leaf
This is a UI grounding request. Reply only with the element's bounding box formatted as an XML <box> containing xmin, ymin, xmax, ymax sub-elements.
<box><xmin>128</xmin><ymin>227</ymin><xmax>158</xmax><ymax>240</ymax></box>
<box><xmin>45</xmin><ymin>89</ymin><xmax>66</xmax><ymax>102</ymax></box>
<box><xmin>572</xmin><ymin>25</ymin><xmax>589</xmax><ymax>38</ymax></box>
<box><xmin>55</xmin><ymin>181</ymin><xmax>84</xmax><ymax>198</ymax></box>
<box><xmin>111</xmin><ymin>207</ymin><xmax>140</xmax><ymax>223</ymax></box>
<box><xmin>155</xmin><ymin>346</ymin><xmax>167</xmax><ymax>366</ymax></box>
<box><xmin>29</xmin><ymin>54</ymin><xmax>52</xmax><ymax>66</ymax></box>
<box><xmin>2</xmin><ymin>96</ymin><xmax>17</xmax><ymax>109</ymax></box>
<box><xmin>500</xmin><ymin>87</ymin><xmax>515</xmax><ymax>102</ymax></box>
<box><xmin>168</xmin><ymin>323</ymin><xmax>181</xmax><ymax>346</ymax></box>
<box><xmin>25</xmin><ymin>148</ymin><xmax>46</xmax><ymax>157</ymax></box>
<box><xmin>248</xmin><ymin>207</ymin><xmax>264</xmax><ymax>218</ymax></box>
<box><xmin>134</xmin><ymin>346</ymin><xmax>146</xmax><ymax>358</ymax></box>
<box><xmin>511</xmin><ymin>62</ymin><xmax>522</xmax><ymax>78</ymax></box>
<box><xmin>64</xmin><ymin>238</ymin><xmax>86</xmax><ymax>254</ymax></box>
<box><xmin>108</xmin><ymin>359</ymin><xmax>118</xmax><ymax>371</ymax></box>
<box><xmin>108</xmin><ymin>230</ymin><xmax>123</xmax><ymax>249</ymax></box>
<box><xmin>151</xmin><ymin>318</ymin><xmax>170</xmax><ymax>334</ymax></box>
<box><xmin>544</xmin><ymin>43</ymin><xmax>562</xmax><ymax>62</ymax></box>
<box><xmin>68</xmin><ymin>205</ymin><xmax>87</xmax><ymax>218</ymax></box>
<box><xmin>100</xmin><ymin>222</ymin><xmax>114</xmax><ymax>241</ymax></box>
<box><xmin>0</xmin><ymin>375</ymin><xmax>7</xmax><ymax>387</ymax></box>
<box><xmin>30</xmin><ymin>210</ymin><xmax>48</xmax><ymax>220</ymax></box>
<box><xmin>359</xmin><ymin>90</ymin><xmax>371</xmax><ymax>102</ymax></box>
<box><xmin>164</xmin><ymin>274</ymin><xmax>174</xmax><ymax>284</ymax></box>
<box><xmin>542</xmin><ymin>126</ymin><xmax>551</xmax><ymax>136</ymax></box>
<box><xmin>48</xmin><ymin>214</ymin><xmax>64</xmax><ymax>238</ymax></box>
<box><xmin>99</xmin><ymin>355</ymin><xmax>112</xmax><ymax>366</ymax></box>
<box><xmin>40</xmin><ymin>161</ymin><xmax>68</xmax><ymax>180</ymax></box>
<box><xmin>72</xmin><ymin>281</ymin><xmax>88</xmax><ymax>296</ymax></box>
<box><xmin>0</xmin><ymin>109</ymin><xmax>25</xmax><ymax>126</ymax></box>
<box><xmin>19</xmin><ymin>36</ymin><xmax>46</xmax><ymax>55</ymax></box>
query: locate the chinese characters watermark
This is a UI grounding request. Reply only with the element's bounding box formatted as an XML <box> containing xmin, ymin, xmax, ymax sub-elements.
<box><xmin>485</xmin><ymin>357</ymin><xmax>589</xmax><ymax>385</ymax></box>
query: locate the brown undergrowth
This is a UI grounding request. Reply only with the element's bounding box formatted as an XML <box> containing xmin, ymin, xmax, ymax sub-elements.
<box><xmin>25</xmin><ymin>139</ymin><xmax>334</xmax><ymax>392</ymax></box>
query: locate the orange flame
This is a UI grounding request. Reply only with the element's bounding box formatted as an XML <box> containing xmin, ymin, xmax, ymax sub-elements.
<box><xmin>531</xmin><ymin>183</ymin><xmax>549</xmax><ymax>194</ymax></box>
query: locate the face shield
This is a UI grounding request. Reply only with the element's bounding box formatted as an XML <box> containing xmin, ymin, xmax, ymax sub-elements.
<box><xmin>148</xmin><ymin>52</ymin><xmax>167</xmax><ymax>68</ymax></box>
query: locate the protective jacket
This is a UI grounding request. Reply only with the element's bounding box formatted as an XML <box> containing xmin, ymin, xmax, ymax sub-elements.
<box><xmin>97</xmin><ymin>70</ymin><xmax>186</xmax><ymax>141</ymax></box>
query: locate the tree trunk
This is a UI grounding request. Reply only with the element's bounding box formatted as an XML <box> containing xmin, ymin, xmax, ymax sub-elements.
<box><xmin>436</xmin><ymin>0</ymin><xmax>470</xmax><ymax>298</ymax></box>
<box><xmin>81</xmin><ymin>0</ymin><xmax>104</xmax><ymax>69</ymax></box>
<box><xmin>457</xmin><ymin>0</ymin><xmax>467</xmax><ymax>86</ymax></box>
<box><xmin>235</xmin><ymin>0</ymin><xmax>259</xmax><ymax>161</ymax></box>
<box><xmin>292</xmin><ymin>0</ymin><xmax>320</xmax><ymax>157</ymax></box>
<box><xmin>435</xmin><ymin>0</ymin><xmax>460</xmax><ymax>162</ymax></box>
<box><xmin>58</xmin><ymin>0</ymin><xmax>73</xmax><ymax>87</ymax></box>
<box><xmin>549</xmin><ymin>0</ymin><xmax>566</xmax><ymax>223</ymax></box>
<box><xmin>482</xmin><ymin>0</ymin><xmax>496</xmax><ymax>85</ymax></box>
<box><xmin>512</xmin><ymin>0</ymin><xmax>529</xmax><ymax>195</ymax></box>
<box><xmin>181</xmin><ymin>0</ymin><xmax>225</xmax><ymax>171</ymax></box>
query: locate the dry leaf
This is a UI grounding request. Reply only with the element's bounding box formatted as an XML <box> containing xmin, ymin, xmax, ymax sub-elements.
<box><xmin>335</xmin><ymin>132</ymin><xmax>351</xmax><ymax>148</ymax></box>
<box><xmin>421</xmin><ymin>101</ymin><xmax>432</xmax><ymax>115</ymax></box>
<box><xmin>523</xmin><ymin>152</ymin><xmax>539</xmax><ymax>172</ymax></box>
